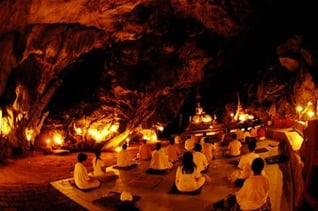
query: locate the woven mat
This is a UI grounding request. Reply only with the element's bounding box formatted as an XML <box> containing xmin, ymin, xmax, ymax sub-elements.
<box><xmin>128</xmin><ymin>175</ymin><xmax>163</xmax><ymax>189</ymax></box>
<box><xmin>265</xmin><ymin>154</ymin><xmax>289</xmax><ymax>164</ymax></box>
<box><xmin>93</xmin><ymin>191</ymin><xmax>140</xmax><ymax>210</ymax></box>
<box><xmin>145</xmin><ymin>168</ymin><xmax>168</xmax><ymax>175</ymax></box>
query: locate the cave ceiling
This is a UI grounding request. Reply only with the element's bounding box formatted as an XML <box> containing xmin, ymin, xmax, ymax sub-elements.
<box><xmin>1</xmin><ymin>0</ymin><xmax>318</xmax><ymax>147</ymax></box>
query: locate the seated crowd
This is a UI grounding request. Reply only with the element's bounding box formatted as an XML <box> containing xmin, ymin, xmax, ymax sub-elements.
<box><xmin>72</xmin><ymin>126</ymin><xmax>271</xmax><ymax>211</ymax></box>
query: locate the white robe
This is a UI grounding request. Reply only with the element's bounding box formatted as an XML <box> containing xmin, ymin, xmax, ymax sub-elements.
<box><xmin>150</xmin><ymin>149</ymin><xmax>172</xmax><ymax>170</ymax></box>
<box><xmin>74</xmin><ymin>162</ymin><xmax>100</xmax><ymax>190</ymax></box>
<box><xmin>92</xmin><ymin>157</ymin><xmax>106</xmax><ymax>176</ymax></box>
<box><xmin>236</xmin><ymin>174</ymin><xmax>270</xmax><ymax>210</ymax></box>
<box><xmin>117</xmin><ymin>150</ymin><xmax>133</xmax><ymax>167</ymax></box>
<box><xmin>175</xmin><ymin>166</ymin><xmax>206</xmax><ymax>192</ymax></box>
<box><xmin>192</xmin><ymin>151</ymin><xmax>208</xmax><ymax>172</ymax></box>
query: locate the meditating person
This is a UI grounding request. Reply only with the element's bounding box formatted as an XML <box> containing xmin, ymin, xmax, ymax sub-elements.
<box><xmin>192</xmin><ymin>143</ymin><xmax>209</xmax><ymax>172</ymax></box>
<box><xmin>257</xmin><ymin>126</ymin><xmax>266</xmax><ymax>141</ymax></box>
<box><xmin>175</xmin><ymin>151</ymin><xmax>206</xmax><ymax>192</ymax></box>
<box><xmin>149</xmin><ymin>142</ymin><xmax>173</xmax><ymax>170</ymax></box>
<box><xmin>224</xmin><ymin>133</ymin><xmax>242</xmax><ymax>157</ymax></box>
<box><xmin>74</xmin><ymin>152</ymin><xmax>100</xmax><ymax>190</ymax></box>
<box><xmin>166</xmin><ymin>137</ymin><xmax>182</xmax><ymax>163</ymax></box>
<box><xmin>184</xmin><ymin>135</ymin><xmax>195</xmax><ymax>151</ymax></box>
<box><xmin>117</xmin><ymin>143</ymin><xmax>134</xmax><ymax>167</ymax></box>
<box><xmin>91</xmin><ymin>149</ymin><xmax>115</xmax><ymax>177</ymax></box>
<box><xmin>235</xmin><ymin>157</ymin><xmax>271</xmax><ymax>211</ymax></box>
<box><xmin>228</xmin><ymin>141</ymin><xmax>260</xmax><ymax>185</ymax></box>
<box><xmin>202</xmin><ymin>137</ymin><xmax>214</xmax><ymax>160</ymax></box>
<box><xmin>137</xmin><ymin>139</ymin><xmax>152</xmax><ymax>161</ymax></box>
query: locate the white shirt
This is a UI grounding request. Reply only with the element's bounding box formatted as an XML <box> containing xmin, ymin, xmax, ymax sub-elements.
<box><xmin>175</xmin><ymin>166</ymin><xmax>205</xmax><ymax>192</ymax></box>
<box><xmin>202</xmin><ymin>142</ymin><xmax>213</xmax><ymax>160</ymax></box>
<box><xmin>227</xmin><ymin>139</ymin><xmax>242</xmax><ymax>156</ymax></box>
<box><xmin>150</xmin><ymin>149</ymin><xmax>172</xmax><ymax>170</ymax></box>
<box><xmin>236</xmin><ymin>174</ymin><xmax>270</xmax><ymax>210</ymax></box>
<box><xmin>74</xmin><ymin>162</ymin><xmax>100</xmax><ymax>189</ymax></box>
<box><xmin>237</xmin><ymin>152</ymin><xmax>260</xmax><ymax>179</ymax></box>
<box><xmin>117</xmin><ymin>149</ymin><xmax>132</xmax><ymax>167</ymax></box>
<box><xmin>92</xmin><ymin>157</ymin><xmax>106</xmax><ymax>176</ymax></box>
<box><xmin>192</xmin><ymin>151</ymin><xmax>208</xmax><ymax>172</ymax></box>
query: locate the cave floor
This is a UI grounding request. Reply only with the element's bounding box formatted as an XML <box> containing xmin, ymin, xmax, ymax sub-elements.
<box><xmin>50</xmin><ymin>138</ymin><xmax>288</xmax><ymax>211</ymax></box>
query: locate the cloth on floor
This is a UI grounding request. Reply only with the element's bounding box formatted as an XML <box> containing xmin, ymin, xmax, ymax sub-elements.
<box><xmin>168</xmin><ymin>183</ymin><xmax>202</xmax><ymax>195</ymax></box>
<box><xmin>265</xmin><ymin>154</ymin><xmax>289</xmax><ymax>164</ymax></box>
<box><xmin>254</xmin><ymin>148</ymin><xmax>269</xmax><ymax>153</ymax></box>
<box><xmin>146</xmin><ymin>168</ymin><xmax>168</xmax><ymax>175</ymax></box>
<box><xmin>112</xmin><ymin>163</ymin><xmax>138</xmax><ymax>170</ymax></box>
<box><xmin>69</xmin><ymin>179</ymin><xmax>100</xmax><ymax>192</ymax></box>
<box><xmin>128</xmin><ymin>175</ymin><xmax>163</xmax><ymax>189</ymax></box>
<box><xmin>92</xmin><ymin>191</ymin><xmax>141</xmax><ymax>210</ymax></box>
<box><xmin>212</xmin><ymin>194</ymin><xmax>237</xmax><ymax>211</ymax></box>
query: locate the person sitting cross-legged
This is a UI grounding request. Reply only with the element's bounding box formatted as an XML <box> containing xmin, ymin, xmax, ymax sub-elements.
<box><xmin>193</xmin><ymin>143</ymin><xmax>209</xmax><ymax>173</ymax></box>
<box><xmin>166</xmin><ymin>137</ymin><xmax>183</xmax><ymax>163</ymax></box>
<box><xmin>90</xmin><ymin>149</ymin><xmax>115</xmax><ymax>178</ymax></box>
<box><xmin>137</xmin><ymin>139</ymin><xmax>152</xmax><ymax>161</ymax></box>
<box><xmin>228</xmin><ymin>141</ymin><xmax>260</xmax><ymax>186</ymax></box>
<box><xmin>117</xmin><ymin>143</ymin><xmax>135</xmax><ymax>168</ymax></box>
<box><xmin>235</xmin><ymin>157</ymin><xmax>271</xmax><ymax>211</ymax></box>
<box><xmin>74</xmin><ymin>152</ymin><xmax>101</xmax><ymax>190</ymax></box>
<box><xmin>149</xmin><ymin>142</ymin><xmax>173</xmax><ymax>170</ymax></box>
<box><xmin>175</xmin><ymin>151</ymin><xmax>207</xmax><ymax>193</ymax></box>
<box><xmin>224</xmin><ymin>133</ymin><xmax>242</xmax><ymax>158</ymax></box>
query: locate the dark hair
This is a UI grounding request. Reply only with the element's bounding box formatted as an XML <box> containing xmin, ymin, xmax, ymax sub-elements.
<box><xmin>231</xmin><ymin>133</ymin><xmax>237</xmax><ymax>139</ymax></box>
<box><xmin>169</xmin><ymin>137</ymin><xmax>175</xmax><ymax>144</ymax></box>
<box><xmin>181</xmin><ymin>151</ymin><xmax>196</xmax><ymax>174</ymax></box>
<box><xmin>155</xmin><ymin>142</ymin><xmax>161</xmax><ymax>150</ymax></box>
<box><xmin>251</xmin><ymin>158</ymin><xmax>264</xmax><ymax>174</ymax></box>
<box><xmin>194</xmin><ymin>143</ymin><xmax>202</xmax><ymax>152</ymax></box>
<box><xmin>94</xmin><ymin>149</ymin><xmax>102</xmax><ymax>165</ymax></box>
<box><xmin>78</xmin><ymin>153</ymin><xmax>88</xmax><ymax>162</ymax></box>
<box><xmin>248</xmin><ymin>140</ymin><xmax>256</xmax><ymax>152</ymax></box>
<box><xmin>204</xmin><ymin>137</ymin><xmax>209</xmax><ymax>143</ymax></box>
<box><xmin>122</xmin><ymin>143</ymin><xmax>128</xmax><ymax>150</ymax></box>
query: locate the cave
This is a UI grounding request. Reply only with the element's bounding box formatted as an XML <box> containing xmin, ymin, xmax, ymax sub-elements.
<box><xmin>1</xmin><ymin>0</ymin><xmax>318</xmax><ymax>210</ymax></box>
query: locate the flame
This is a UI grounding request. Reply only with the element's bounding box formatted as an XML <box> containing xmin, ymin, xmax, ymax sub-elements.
<box><xmin>73</xmin><ymin>124</ymin><xmax>83</xmax><ymax>135</ymax></box>
<box><xmin>25</xmin><ymin>128</ymin><xmax>34</xmax><ymax>141</ymax></box>
<box><xmin>53</xmin><ymin>132</ymin><xmax>64</xmax><ymax>145</ymax></box>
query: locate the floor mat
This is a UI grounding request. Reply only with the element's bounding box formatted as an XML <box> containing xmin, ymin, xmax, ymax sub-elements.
<box><xmin>255</xmin><ymin>148</ymin><xmax>269</xmax><ymax>153</ymax></box>
<box><xmin>112</xmin><ymin>163</ymin><xmax>138</xmax><ymax>170</ymax></box>
<box><xmin>128</xmin><ymin>175</ymin><xmax>163</xmax><ymax>189</ymax></box>
<box><xmin>168</xmin><ymin>183</ymin><xmax>202</xmax><ymax>195</ymax></box>
<box><xmin>146</xmin><ymin>168</ymin><xmax>168</xmax><ymax>175</ymax></box>
<box><xmin>265</xmin><ymin>154</ymin><xmax>289</xmax><ymax>164</ymax></box>
<box><xmin>92</xmin><ymin>191</ymin><xmax>140</xmax><ymax>210</ymax></box>
<box><xmin>69</xmin><ymin>179</ymin><xmax>100</xmax><ymax>192</ymax></box>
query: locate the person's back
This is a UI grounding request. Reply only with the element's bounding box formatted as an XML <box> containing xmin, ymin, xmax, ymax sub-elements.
<box><xmin>235</xmin><ymin>158</ymin><xmax>270</xmax><ymax>210</ymax></box>
<box><xmin>184</xmin><ymin>135</ymin><xmax>195</xmax><ymax>151</ymax></box>
<box><xmin>138</xmin><ymin>140</ymin><xmax>152</xmax><ymax>161</ymax></box>
<box><xmin>226</xmin><ymin>134</ymin><xmax>242</xmax><ymax>157</ymax></box>
<box><xmin>258</xmin><ymin>126</ymin><xmax>266</xmax><ymax>141</ymax></box>
<box><xmin>92</xmin><ymin>149</ymin><xmax>106</xmax><ymax>176</ymax></box>
<box><xmin>175</xmin><ymin>151</ymin><xmax>206</xmax><ymax>192</ymax></box>
<box><xmin>150</xmin><ymin>143</ymin><xmax>172</xmax><ymax>170</ymax></box>
<box><xmin>118</xmin><ymin>144</ymin><xmax>133</xmax><ymax>167</ymax></box>
<box><xmin>202</xmin><ymin>137</ymin><xmax>213</xmax><ymax>160</ymax></box>
<box><xmin>74</xmin><ymin>153</ymin><xmax>100</xmax><ymax>190</ymax></box>
<box><xmin>228</xmin><ymin>141</ymin><xmax>259</xmax><ymax>183</ymax></box>
<box><xmin>166</xmin><ymin>138</ymin><xmax>182</xmax><ymax>163</ymax></box>
<box><xmin>192</xmin><ymin>143</ymin><xmax>208</xmax><ymax>172</ymax></box>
